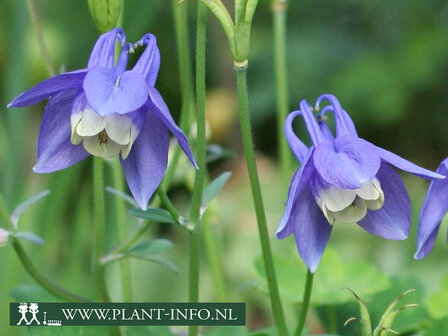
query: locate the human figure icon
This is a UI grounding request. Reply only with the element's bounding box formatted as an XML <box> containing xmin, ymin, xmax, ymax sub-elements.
<box><xmin>17</xmin><ymin>303</ymin><xmax>29</xmax><ymax>325</ymax></box>
<box><xmin>27</xmin><ymin>303</ymin><xmax>40</xmax><ymax>325</ymax></box>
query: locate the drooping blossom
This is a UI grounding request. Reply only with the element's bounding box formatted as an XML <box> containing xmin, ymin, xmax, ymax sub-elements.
<box><xmin>8</xmin><ymin>28</ymin><xmax>196</xmax><ymax>210</ymax></box>
<box><xmin>415</xmin><ymin>158</ymin><xmax>448</xmax><ymax>259</ymax></box>
<box><xmin>277</xmin><ymin>94</ymin><xmax>443</xmax><ymax>272</ymax></box>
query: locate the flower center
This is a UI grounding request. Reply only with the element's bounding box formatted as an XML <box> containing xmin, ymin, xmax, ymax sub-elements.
<box><xmin>70</xmin><ymin>107</ymin><xmax>139</xmax><ymax>159</ymax></box>
<box><xmin>316</xmin><ymin>178</ymin><xmax>384</xmax><ymax>224</ymax></box>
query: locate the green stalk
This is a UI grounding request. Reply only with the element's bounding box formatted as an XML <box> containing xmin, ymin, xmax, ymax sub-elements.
<box><xmin>163</xmin><ymin>0</ymin><xmax>196</xmax><ymax>190</ymax></box>
<box><xmin>25</xmin><ymin>0</ymin><xmax>55</xmax><ymax>76</ymax></box>
<box><xmin>202</xmin><ymin>217</ymin><xmax>227</xmax><ymax>301</ymax></box>
<box><xmin>235</xmin><ymin>67</ymin><xmax>288</xmax><ymax>336</ymax></box>
<box><xmin>188</xmin><ymin>3</ymin><xmax>207</xmax><ymax>336</ymax></box>
<box><xmin>294</xmin><ymin>270</ymin><xmax>314</xmax><ymax>336</ymax></box>
<box><xmin>93</xmin><ymin>158</ymin><xmax>110</xmax><ymax>302</ymax></box>
<box><xmin>0</xmin><ymin>194</ymin><xmax>89</xmax><ymax>302</ymax></box>
<box><xmin>272</xmin><ymin>0</ymin><xmax>291</xmax><ymax>193</ymax></box>
<box><xmin>111</xmin><ymin>159</ymin><xmax>132</xmax><ymax>301</ymax></box>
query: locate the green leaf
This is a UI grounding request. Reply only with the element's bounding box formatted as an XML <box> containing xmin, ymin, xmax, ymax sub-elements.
<box><xmin>201</xmin><ymin>172</ymin><xmax>232</xmax><ymax>207</ymax></box>
<box><xmin>426</xmin><ymin>272</ymin><xmax>448</xmax><ymax>319</ymax></box>
<box><xmin>87</xmin><ymin>0</ymin><xmax>123</xmax><ymax>33</ymax></box>
<box><xmin>131</xmin><ymin>256</ymin><xmax>178</xmax><ymax>274</ymax></box>
<box><xmin>254</xmin><ymin>248</ymin><xmax>390</xmax><ymax>306</ymax></box>
<box><xmin>10</xmin><ymin>284</ymin><xmax>60</xmax><ymax>302</ymax></box>
<box><xmin>128</xmin><ymin>239</ymin><xmax>173</xmax><ymax>256</ymax></box>
<box><xmin>367</xmin><ymin>276</ymin><xmax>429</xmax><ymax>334</ymax></box>
<box><xmin>344</xmin><ymin>288</ymin><xmax>372</xmax><ymax>336</ymax></box>
<box><xmin>11</xmin><ymin>190</ymin><xmax>50</xmax><ymax>227</ymax></box>
<box><xmin>128</xmin><ymin>208</ymin><xmax>176</xmax><ymax>224</ymax></box>
<box><xmin>14</xmin><ymin>231</ymin><xmax>44</xmax><ymax>245</ymax></box>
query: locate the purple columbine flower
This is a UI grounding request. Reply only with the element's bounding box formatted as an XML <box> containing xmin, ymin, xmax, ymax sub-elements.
<box><xmin>7</xmin><ymin>28</ymin><xmax>197</xmax><ymax>210</ymax></box>
<box><xmin>277</xmin><ymin>94</ymin><xmax>444</xmax><ymax>272</ymax></box>
<box><xmin>415</xmin><ymin>158</ymin><xmax>448</xmax><ymax>259</ymax></box>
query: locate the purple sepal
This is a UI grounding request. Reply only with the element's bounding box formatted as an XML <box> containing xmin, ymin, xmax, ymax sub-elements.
<box><xmin>414</xmin><ymin>158</ymin><xmax>448</xmax><ymax>259</ymax></box>
<box><xmin>34</xmin><ymin>90</ymin><xmax>89</xmax><ymax>173</ymax></box>
<box><xmin>358</xmin><ymin>163</ymin><xmax>410</xmax><ymax>240</ymax></box>
<box><xmin>7</xmin><ymin>70</ymin><xmax>87</xmax><ymax>108</ymax></box>
<box><xmin>147</xmin><ymin>87</ymin><xmax>197</xmax><ymax>168</ymax></box>
<box><xmin>121</xmin><ymin>108</ymin><xmax>169</xmax><ymax>210</ymax></box>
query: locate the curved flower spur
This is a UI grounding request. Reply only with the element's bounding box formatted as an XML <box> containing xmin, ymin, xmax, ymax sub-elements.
<box><xmin>7</xmin><ymin>28</ymin><xmax>197</xmax><ymax>210</ymax></box>
<box><xmin>277</xmin><ymin>94</ymin><xmax>444</xmax><ymax>272</ymax></box>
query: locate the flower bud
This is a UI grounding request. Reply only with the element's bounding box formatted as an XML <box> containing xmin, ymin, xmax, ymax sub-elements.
<box><xmin>0</xmin><ymin>228</ymin><xmax>9</xmax><ymax>247</ymax></box>
<box><xmin>87</xmin><ymin>0</ymin><xmax>123</xmax><ymax>33</ymax></box>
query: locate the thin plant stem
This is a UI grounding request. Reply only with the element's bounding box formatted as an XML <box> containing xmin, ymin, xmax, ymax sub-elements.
<box><xmin>235</xmin><ymin>67</ymin><xmax>289</xmax><ymax>336</ymax></box>
<box><xmin>294</xmin><ymin>270</ymin><xmax>314</xmax><ymax>336</ymax></box>
<box><xmin>202</xmin><ymin>217</ymin><xmax>227</xmax><ymax>301</ymax></box>
<box><xmin>162</xmin><ymin>0</ymin><xmax>197</xmax><ymax>191</ymax></box>
<box><xmin>0</xmin><ymin>193</ymin><xmax>89</xmax><ymax>302</ymax></box>
<box><xmin>272</xmin><ymin>0</ymin><xmax>291</xmax><ymax>193</ymax></box>
<box><xmin>188</xmin><ymin>3</ymin><xmax>207</xmax><ymax>336</ymax></box>
<box><xmin>111</xmin><ymin>159</ymin><xmax>132</xmax><ymax>301</ymax></box>
<box><xmin>327</xmin><ymin>305</ymin><xmax>338</xmax><ymax>334</ymax></box>
<box><xmin>93</xmin><ymin>158</ymin><xmax>110</xmax><ymax>302</ymax></box>
<box><xmin>25</xmin><ymin>0</ymin><xmax>55</xmax><ymax>76</ymax></box>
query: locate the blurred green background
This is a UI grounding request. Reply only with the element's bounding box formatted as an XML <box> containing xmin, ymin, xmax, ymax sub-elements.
<box><xmin>1</xmin><ymin>0</ymin><xmax>448</xmax><ymax>335</ymax></box>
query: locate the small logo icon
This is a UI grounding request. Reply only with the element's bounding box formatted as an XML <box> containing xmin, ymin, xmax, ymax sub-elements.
<box><xmin>17</xmin><ymin>303</ymin><xmax>29</xmax><ymax>326</ymax></box>
<box><xmin>28</xmin><ymin>303</ymin><xmax>41</xmax><ymax>325</ymax></box>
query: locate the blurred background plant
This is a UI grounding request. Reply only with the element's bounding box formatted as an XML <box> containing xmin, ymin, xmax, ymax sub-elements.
<box><xmin>1</xmin><ymin>0</ymin><xmax>448</xmax><ymax>335</ymax></box>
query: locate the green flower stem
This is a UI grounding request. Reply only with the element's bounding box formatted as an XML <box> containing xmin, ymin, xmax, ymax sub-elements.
<box><xmin>294</xmin><ymin>270</ymin><xmax>314</xmax><ymax>336</ymax></box>
<box><xmin>188</xmin><ymin>3</ymin><xmax>207</xmax><ymax>336</ymax></box>
<box><xmin>111</xmin><ymin>159</ymin><xmax>132</xmax><ymax>301</ymax></box>
<box><xmin>25</xmin><ymin>0</ymin><xmax>55</xmax><ymax>76</ymax></box>
<box><xmin>272</xmin><ymin>0</ymin><xmax>291</xmax><ymax>193</ymax></box>
<box><xmin>156</xmin><ymin>188</ymin><xmax>191</xmax><ymax>229</ymax></box>
<box><xmin>0</xmin><ymin>193</ymin><xmax>89</xmax><ymax>302</ymax></box>
<box><xmin>235</xmin><ymin>67</ymin><xmax>288</xmax><ymax>336</ymax></box>
<box><xmin>93</xmin><ymin>158</ymin><xmax>110</xmax><ymax>302</ymax></box>
<box><xmin>202</xmin><ymin>217</ymin><xmax>227</xmax><ymax>301</ymax></box>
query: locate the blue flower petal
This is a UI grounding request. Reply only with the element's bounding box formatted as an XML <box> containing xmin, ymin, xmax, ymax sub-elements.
<box><xmin>121</xmin><ymin>108</ymin><xmax>169</xmax><ymax>210</ymax></box>
<box><xmin>34</xmin><ymin>90</ymin><xmax>89</xmax><ymax>173</ymax></box>
<box><xmin>87</xmin><ymin>28</ymin><xmax>126</xmax><ymax>69</ymax></box>
<box><xmin>7</xmin><ymin>70</ymin><xmax>87</xmax><ymax>108</ymax></box>
<box><xmin>284</xmin><ymin>110</ymin><xmax>310</xmax><ymax>163</ymax></box>
<box><xmin>414</xmin><ymin>158</ymin><xmax>448</xmax><ymax>259</ymax></box>
<box><xmin>132</xmin><ymin>34</ymin><xmax>161</xmax><ymax>87</ymax></box>
<box><xmin>83</xmin><ymin>67</ymin><xmax>148</xmax><ymax>116</ymax></box>
<box><xmin>376</xmin><ymin>147</ymin><xmax>444</xmax><ymax>180</ymax></box>
<box><xmin>313</xmin><ymin>136</ymin><xmax>381</xmax><ymax>189</ymax></box>
<box><xmin>147</xmin><ymin>87</ymin><xmax>197</xmax><ymax>168</ymax></box>
<box><xmin>277</xmin><ymin>149</ymin><xmax>315</xmax><ymax>238</ymax></box>
<box><xmin>291</xmin><ymin>186</ymin><xmax>333</xmax><ymax>273</ymax></box>
<box><xmin>358</xmin><ymin>163</ymin><xmax>410</xmax><ymax>240</ymax></box>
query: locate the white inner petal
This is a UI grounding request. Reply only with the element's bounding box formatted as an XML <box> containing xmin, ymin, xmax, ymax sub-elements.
<box><xmin>70</xmin><ymin>106</ymin><xmax>140</xmax><ymax>159</ymax></box>
<box><xmin>76</xmin><ymin>107</ymin><xmax>106</xmax><ymax>137</ymax></box>
<box><xmin>316</xmin><ymin>178</ymin><xmax>385</xmax><ymax>225</ymax></box>
<box><xmin>356</xmin><ymin>179</ymin><xmax>380</xmax><ymax>200</ymax></box>
<box><xmin>105</xmin><ymin>114</ymin><xmax>134</xmax><ymax>145</ymax></box>
<box><xmin>324</xmin><ymin>187</ymin><xmax>357</xmax><ymax>212</ymax></box>
<box><xmin>329</xmin><ymin>198</ymin><xmax>368</xmax><ymax>223</ymax></box>
<box><xmin>82</xmin><ymin>135</ymin><xmax>122</xmax><ymax>159</ymax></box>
